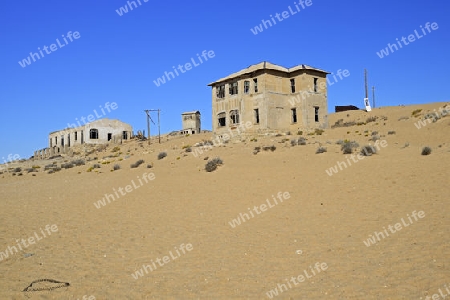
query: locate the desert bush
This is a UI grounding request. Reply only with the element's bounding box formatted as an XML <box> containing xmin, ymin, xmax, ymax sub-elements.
<box><xmin>315</xmin><ymin>146</ymin><xmax>327</xmax><ymax>154</ymax></box>
<box><xmin>411</xmin><ymin>109</ymin><xmax>422</xmax><ymax>117</ymax></box>
<box><xmin>370</xmin><ymin>135</ymin><xmax>380</xmax><ymax>142</ymax></box>
<box><xmin>182</xmin><ymin>145</ymin><xmax>191</xmax><ymax>149</ymax></box>
<box><xmin>205</xmin><ymin>157</ymin><xmax>223</xmax><ymax>172</ymax></box>
<box><xmin>336</xmin><ymin>140</ymin><xmax>344</xmax><ymax>145</ymax></box>
<box><xmin>185</xmin><ymin>147</ymin><xmax>192</xmax><ymax>153</ymax></box>
<box><xmin>25</xmin><ymin>168</ymin><xmax>37</xmax><ymax>173</ymax></box>
<box><xmin>297</xmin><ymin>130</ymin><xmax>303</xmax><ymax>135</ymax></box>
<box><xmin>262</xmin><ymin>145</ymin><xmax>276</xmax><ymax>152</ymax></box>
<box><xmin>72</xmin><ymin>159</ymin><xmax>85</xmax><ymax>166</ymax></box>
<box><xmin>113</xmin><ymin>164</ymin><xmax>121</xmax><ymax>171</ymax></box>
<box><xmin>147</xmin><ymin>163</ymin><xmax>153</xmax><ymax>168</ymax></box>
<box><xmin>314</xmin><ymin>128</ymin><xmax>324</xmax><ymax>135</ymax></box>
<box><xmin>62</xmin><ymin>163</ymin><xmax>74</xmax><ymax>169</ymax></box>
<box><xmin>290</xmin><ymin>139</ymin><xmax>298</xmax><ymax>146</ymax></box>
<box><xmin>298</xmin><ymin>137</ymin><xmax>307</xmax><ymax>145</ymax></box>
<box><xmin>93</xmin><ymin>164</ymin><xmax>101</xmax><ymax>169</ymax></box>
<box><xmin>366</xmin><ymin>116</ymin><xmax>377</xmax><ymax>123</ymax></box>
<box><xmin>158</xmin><ymin>152</ymin><xmax>167</xmax><ymax>160</ymax></box>
<box><xmin>387</xmin><ymin>131</ymin><xmax>396</xmax><ymax>135</ymax></box>
<box><xmin>360</xmin><ymin>145</ymin><xmax>377</xmax><ymax>156</ymax></box>
<box><xmin>398</xmin><ymin>116</ymin><xmax>409</xmax><ymax>121</ymax></box>
<box><xmin>13</xmin><ymin>167</ymin><xmax>22</xmax><ymax>173</ymax></box>
<box><xmin>421</xmin><ymin>146</ymin><xmax>432</xmax><ymax>156</ymax></box>
<box><xmin>131</xmin><ymin>159</ymin><xmax>145</xmax><ymax>168</ymax></box>
<box><xmin>371</xmin><ymin>131</ymin><xmax>378</xmax><ymax>136</ymax></box>
<box><xmin>250</xmin><ymin>137</ymin><xmax>258</xmax><ymax>142</ymax></box>
<box><xmin>111</xmin><ymin>146</ymin><xmax>120</xmax><ymax>153</ymax></box>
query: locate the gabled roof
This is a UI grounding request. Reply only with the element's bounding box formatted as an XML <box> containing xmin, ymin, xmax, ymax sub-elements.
<box><xmin>207</xmin><ymin>61</ymin><xmax>329</xmax><ymax>86</ymax></box>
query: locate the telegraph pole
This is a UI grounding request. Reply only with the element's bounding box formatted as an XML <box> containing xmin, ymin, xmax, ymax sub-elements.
<box><xmin>364</xmin><ymin>69</ymin><xmax>368</xmax><ymax>99</ymax></box>
<box><xmin>157</xmin><ymin>109</ymin><xmax>161</xmax><ymax>143</ymax></box>
<box><xmin>144</xmin><ymin>109</ymin><xmax>160</xmax><ymax>145</ymax></box>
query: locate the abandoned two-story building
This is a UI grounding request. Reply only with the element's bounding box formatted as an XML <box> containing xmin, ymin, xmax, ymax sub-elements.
<box><xmin>208</xmin><ymin>62</ymin><xmax>329</xmax><ymax>136</ymax></box>
<box><xmin>34</xmin><ymin>118</ymin><xmax>133</xmax><ymax>159</ymax></box>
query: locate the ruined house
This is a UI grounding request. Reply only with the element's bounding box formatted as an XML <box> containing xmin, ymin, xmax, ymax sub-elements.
<box><xmin>34</xmin><ymin>118</ymin><xmax>133</xmax><ymax>159</ymax></box>
<box><xmin>181</xmin><ymin>111</ymin><xmax>201</xmax><ymax>135</ymax></box>
<box><xmin>208</xmin><ymin>62</ymin><xmax>329</xmax><ymax>136</ymax></box>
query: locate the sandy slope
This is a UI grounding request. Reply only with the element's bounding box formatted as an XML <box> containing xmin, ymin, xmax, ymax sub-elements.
<box><xmin>0</xmin><ymin>102</ymin><xmax>449</xmax><ymax>299</ymax></box>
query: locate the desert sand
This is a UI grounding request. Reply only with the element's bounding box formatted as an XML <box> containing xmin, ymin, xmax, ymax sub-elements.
<box><xmin>0</xmin><ymin>102</ymin><xmax>449</xmax><ymax>299</ymax></box>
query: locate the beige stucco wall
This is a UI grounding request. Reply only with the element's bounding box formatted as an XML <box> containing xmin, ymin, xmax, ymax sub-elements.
<box><xmin>211</xmin><ymin>69</ymin><xmax>328</xmax><ymax>136</ymax></box>
<box><xmin>181</xmin><ymin>112</ymin><xmax>201</xmax><ymax>134</ymax></box>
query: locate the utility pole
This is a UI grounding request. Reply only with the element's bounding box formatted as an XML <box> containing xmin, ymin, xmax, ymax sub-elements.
<box><xmin>363</xmin><ymin>69</ymin><xmax>372</xmax><ymax>111</ymax></box>
<box><xmin>144</xmin><ymin>109</ymin><xmax>160</xmax><ymax>145</ymax></box>
<box><xmin>372</xmin><ymin>86</ymin><xmax>376</xmax><ymax>108</ymax></box>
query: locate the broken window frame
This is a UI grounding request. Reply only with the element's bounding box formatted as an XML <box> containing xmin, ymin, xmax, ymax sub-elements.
<box><xmin>216</xmin><ymin>84</ymin><xmax>225</xmax><ymax>98</ymax></box>
<box><xmin>290</xmin><ymin>79</ymin><xmax>296</xmax><ymax>93</ymax></box>
<box><xmin>230</xmin><ymin>110</ymin><xmax>240</xmax><ymax>124</ymax></box>
<box><xmin>253</xmin><ymin>78</ymin><xmax>258</xmax><ymax>93</ymax></box>
<box><xmin>291</xmin><ymin>108</ymin><xmax>297</xmax><ymax>123</ymax></box>
<box><xmin>254</xmin><ymin>108</ymin><xmax>260</xmax><ymax>124</ymax></box>
<box><xmin>313</xmin><ymin>78</ymin><xmax>318</xmax><ymax>92</ymax></box>
<box><xmin>244</xmin><ymin>81</ymin><xmax>250</xmax><ymax>94</ymax></box>
<box><xmin>314</xmin><ymin>106</ymin><xmax>319</xmax><ymax>122</ymax></box>
<box><xmin>218</xmin><ymin>112</ymin><xmax>226</xmax><ymax>127</ymax></box>
<box><xmin>229</xmin><ymin>82</ymin><xmax>238</xmax><ymax>95</ymax></box>
<box><xmin>90</xmin><ymin>128</ymin><xmax>99</xmax><ymax>139</ymax></box>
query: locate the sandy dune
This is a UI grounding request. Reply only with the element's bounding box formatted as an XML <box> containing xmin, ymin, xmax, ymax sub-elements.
<box><xmin>0</xmin><ymin>102</ymin><xmax>449</xmax><ymax>299</ymax></box>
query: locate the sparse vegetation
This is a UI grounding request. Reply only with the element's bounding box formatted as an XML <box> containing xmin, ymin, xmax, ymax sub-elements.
<box><xmin>72</xmin><ymin>159</ymin><xmax>85</xmax><ymax>166</ymax></box>
<box><xmin>113</xmin><ymin>164</ymin><xmax>121</xmax><ymax>171</ymax></box>
<box><xmin>250</xmin><ymin>137</ymin><xmax>258</xmax><ymax>142</ymax></box>
<box><xmin>297</xmin><ymin>130</ymin><xmax>303</xmax><ymax>135</ymax></box>
<box><xmin>315</xmin><ymin>146</ymin><xmax>327</xmax><ymax>154</ymax></box>
<box><xmin>147</xmin><ymin>163</ymin><xmax>153</xmax><ymax>168</ymax></box>
<box><xmin>158</xmin><ymin>152</ymin><xmax>167</xmax><ymax>160</ymax></box>
<box><xmin>360</xmin><ymin>145</ymin><xmax>377</xmax><ymax>156</ymax></box>
<box><xmin>111</xmin><ymin>146</ymin><xmax>121</xmax><ymax>153</ymax></box>
<box><xmin>411</xmin><ymin>109</ymin><xmax>422</xmax><ymax>117</ymax></box>
<box><xmin>62</xmin><ymin>163</ymin><xmax>74</xmax><ymax>169</ymax></box>
<box><xmin>298</xmin><ymin>137</ymin><xmax>307</xmax><ymax>145</ymax></box>
<box><xmin>205</xmin><ymin>157</ymin><xmax>223</xmax><ymax>172</ymax></box>
<box><xmin>315</xmin><ymin>128</ymin><xmax>324</xmax><ymax>135</ymax></box>
<box><xmin>398</xmin><ymin>116</ymin><xmax>409</xmax><ymax>121</ymax></box>
<box><xmin>262</xmin><ymin>145</ymin><xmax>276</xmax><ymax>152</ymax></box>
<box><xmin>185</xmin><ymin>147</ymin><xmax>192</xmax><ymax>153</ymax></box>
<box><xmin>421</xmin><ymin>146</ymin><xmax>432</xmax><ymax>156</ymax></box>
<box><xmin>387</xmin><ymin>131</ymin><xmax>396</xmax><ymax>135</ymax></box>
<box><xmin>341</xmin><ymin>140</ymin><xmax>359</xmax><ymax>154</ymax></box>
<box><xmin>366</xmin><ymin>116</ymin><xmax>377</xmax><ymax>123</ymax></box>
<box><xmin>131</xmin><ymin>159</ymin><xmax>145</xmax><ymax>168</ymax></box>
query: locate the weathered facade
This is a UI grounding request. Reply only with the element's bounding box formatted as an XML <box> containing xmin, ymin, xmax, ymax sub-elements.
<box><xmin>34</xmin><ymin>118</ymin><xmax>133</xmax><ymax>159</ymax></box>
<box><xmin>181</xmin><ymin>111</ymin><xmax>201</xmax><ymax>134</ymax></box>
<box><xmin>208</xmin><ymin>62</ymin><xmax>329</xmax><ymax>136</ymax></box>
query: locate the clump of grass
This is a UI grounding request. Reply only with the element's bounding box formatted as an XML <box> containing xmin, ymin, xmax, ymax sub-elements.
<box><xmin>421</xmin><ymin>146</ymin><xmax>432</xmax><ymax>156</ymax></box>
<box><xmin>262</xmin><ymin>145</ymin><xmax>276</xmax><ymax>152</ymax></box>
<box><xmin>111</xmin><ymin>146</ymin><xmax>121</xmax><ymax>153</ymax></box>
<box><xmin>253</xmin><ymin>147</ymin><xmax>261</xmax><ymax>155</ymax></box>
<box><xmin>411</xmin><ymin>109</ymin><xmax>422</xmax><ymax>117</ymax></box>
<box><xmin>315</xmin><ymin>146</ymin><xmax>327</xmax><ymax>154</ymax></box>
<box><xmin>62</xmin><ymin>163</ymin><xmax>74</xmax><ymax>169</ymax></box>
<box><xmin>360</xmin><ymin>145</ymin><xmax>377</xmax><ymax>156</ymax></box>
<box><xmin>370</xmin><ymin>135</ymin><xmax>380</xmax><ymax>142</ymax></box>
<box><xmin>147</xmin><ymin>163</ymin><xmax>153</xmax><ymax>168</ymax></box>
<box><xmin>25</xmin><ymin>168</ymin><xmax>38</xmax><ymax>173</ymax></box>
<box><xmin>387</xmin><ymin>131</ymin><xmax>396</xmax><ymax>135</ymax></box>
<box><xmin>72</xmin><ymin>159</ymin><xmax>85</xmax><ymax>166</ymax></box>
<box><xmin>298</xmin><ymin>137</ymin><xmax>307</xmax><ymax>146</ymax></box>
<box><xmin>185</xmin><ymin>147</ymin><xmax>192</xmax><ymax>153</ymax></box>
<box><xmin>158</xmin><ymin>152</ymin><xmax>167</xmax><ymax>160</ymax></box>
<box><xmin>13</xmin><ymin>167</ymin><xmax>22</xmax><ymax>173</ymax></box>
<box><xmin>250</xmin><ymin>137</ymin><xmax>258</xmax><ymax>142</ymax></box>
<box><xmin>371</xmin><ymin>131</ymin><xmax>378</xmax><ymax>136</ymax></box>
<box><xmin>315</xmin><ymin>128</ymin><xmax>324</xmax><ymax>135</ymax></box>
<box><xmin>297</xmin><ymin>130</ymin><xmax>303</xmax><ymax>135</ymax></box>
<box><xmin>182</xmin><ymin>145</ymin><xmax>191</xmax><ymax>149</ymax></box>
<box><xmin>131</xmin><ymin>159</ymin><xmax>145</xmax><ymax>168</ymax></box>
<box><xmin>113</xmin><ymin>164</ymin><xmax>121</xmax><ymax>171</ymax></box>
<box><xmin>341</xmin><ymin>140</ymin><xmax>359</xmax><ymax>154</ymax></box>
<box><xmin>398</xmin><ymin>116</ymin><xmax>409</xmax><ymax>121</ymax></box>
<box><xmin>93</xmin><ymin>164</ymin><xmax>101</xmax><ymax>169</ymax></box>
<box><xmin>366</xmin><ymin>116</ymin><xmax>377</xmax><ymax>123</ymax></box>
<box><xmin>205</xmin><ymin>157</ymin><xmax>223</xmax><ymax>172</ymax></box>
<box><xmin>290</xmin><ymin>139</ymin><xmax>298</xmax><ymax>146</ymax></box>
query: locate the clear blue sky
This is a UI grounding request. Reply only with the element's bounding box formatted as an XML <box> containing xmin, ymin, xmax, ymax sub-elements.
<box><xmin>0</xmin><ymin>0</ymin><xmax>448</xmax><ymax>159</ymax></box>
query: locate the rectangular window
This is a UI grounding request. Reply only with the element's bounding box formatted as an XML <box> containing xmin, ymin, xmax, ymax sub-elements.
<box><xmin>230</xmin><ymin>110</ymin><xmax>240</xmax><ymax>124</ymax></box>
<box><xmin>291</xmin><ymin>108</ymin><xmax>297</xmax><ymax>123</ymax></box>
<box><xmin>290</xmin><ymin>79</ymin><xmax>295</xmax><ymax>93</ymax></box>
<box><xmin>55</xmin><ymin>136</ymin><xmax>57</xmax><ymax>145</ymax></box>
<box><xmin>75</xmin><ymin>132</ymin><xmax>78</xmax><ymax>141</ymax></box>
<box><xmin>314</xmin><ymin>78</ymin><xmax>318</xmax><ymax>92</ymax></box>
<box><xmin>229</xmin><ymin>82</ymin><xmax>238</xmax><ymax>95</ymax></box>
<box><xmin>61</xmin><ymin>136</ymin><xmax>64</xmax><ymax>147</ymax></box>
<box><xmin>253</xmin><ymin>78</ymin><xmax>258</xmax><ymax>93</ymax></box>
<box><xmin>49</xmin><ymin>138</ymin><xmax>52</xmax><ymax>147</ymax></box>
<box><xmin>123</xmin><ymin>131</ymin><xmax>128</xmax><ymax>139</ymax></box>
<box><xmin>254</xmin><ymin>109</ymin><xmax>260</xmax><ymax>124</ymax></box>
<box><xmin>216</xmin><ymin>84</ymin><xmax>225</xmax><ymax>98</ymax></box>
<box><xmin>218</xmin><ymin>112</ymin><xmax>226</xmax><ymax>127</ymax></box>
<box><xmin>314</xmin><ymin>106</ymin><xmax>319</xmax><ymax>122</ymax></box>
<box><xmin>244</xmin><ymin>81</ymin><xmax>250</xmax><ymax>94</ymax></box>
